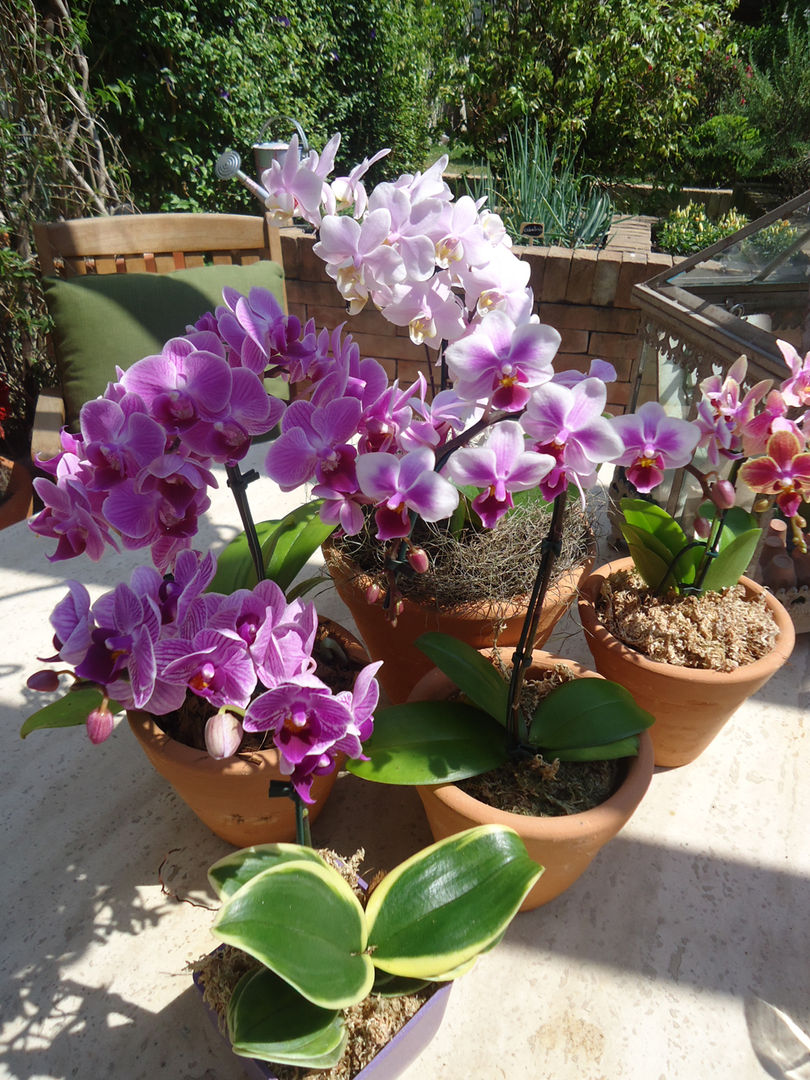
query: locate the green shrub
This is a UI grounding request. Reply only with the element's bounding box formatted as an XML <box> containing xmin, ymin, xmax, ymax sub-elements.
<box><xmin>80</xmin><ymin>0</ymin><xmax>437</xmax><ymax>212</ymax></box>
<box><xmin>655</xmin><ymin>202</ymin><xmax>748</xmax><ymax>256</ymax></box>
<box><xmin>469</xmin><ymin>123</ymin><xmax>613</xmax><ymax>248</ymax></box>
<box><xmin>681</xmin><ymin>113</ymin><xmax>764</xmax><ymax>184</ymax></box>
<box><xmin>441</xmin><ymin>0</ymin><xmax>737</xmax><ymax>178</ymax></box>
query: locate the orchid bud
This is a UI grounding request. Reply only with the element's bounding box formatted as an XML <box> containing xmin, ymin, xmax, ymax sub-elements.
<box><xmin>710</xmin><ymin>480</ymin><xmax>736</xmax><ymax>511</ymax></box>
<box><xmin>694</xmin><ymin>516</ymin><xmax>712</xmax><ymax>539</ymax></box>
<box><xmin>86</xmin><ymin>705</ymin><xmax>115</xmax><ymax>745</ymax></box>
<box><xmin>365</xmin><ymin>582</ymin><xmax>383</xmax><ymax>605</ymax></box>
<box><xmin>204</xmin><ymin>710</ymin><xmax>243</xmax><ymax>760</ymax></box>
<box><xmin>407</xmin><ymin>546</ymin><xmax>429</xmax><ymax>574</ymax></box>
<box><xmin>27</xmin><ymin>669</ymin><xmax>60</xmax><ymax>692</ymax></box>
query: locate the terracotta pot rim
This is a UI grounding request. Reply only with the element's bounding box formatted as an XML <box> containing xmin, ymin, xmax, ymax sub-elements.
<box><xmin>128</xmin><ymin>710</ymin><xmax>282</xmax><ymax>777</ymax></box>
<box><xmin>323</xmin><ymin>537</ymin><xmax>596</xmax><ymax>620</ymax></box>
<box><xmin>577</xmin><ymin>556</ymin><xmax>796</xmax><ymax>686</ymax></box>
<box><xmin>417</xmin><ymin>729</ymin><xmax>653</xmax><ymax>842</ymax></box>
<box><xmin>411</xmin><ymin>645</ymin><xmax>655</xmax><ymax>842</ymax></box>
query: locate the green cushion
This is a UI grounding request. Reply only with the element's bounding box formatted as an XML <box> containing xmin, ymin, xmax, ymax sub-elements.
<box><xmin>42</xmin><ymin>260</ymin><xmax>285</xmax><ymax>429</ymax></box>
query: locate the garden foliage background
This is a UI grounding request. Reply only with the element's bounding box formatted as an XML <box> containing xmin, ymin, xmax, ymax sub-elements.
<box><xmin>3</xmin><ymin>0</ymin><xmax>810</xmax><ymax>456</ymax></box>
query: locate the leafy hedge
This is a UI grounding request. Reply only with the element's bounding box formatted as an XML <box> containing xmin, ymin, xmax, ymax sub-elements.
<box><xmin>81</xmin><ymin>0</ymin><xmax>438</xmax><ymax>212</ymax></box>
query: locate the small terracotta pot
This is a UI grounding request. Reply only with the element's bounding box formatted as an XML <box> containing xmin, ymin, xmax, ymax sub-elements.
<box><xmin>577</xmin><ymin>557</ymin><xmax>796</xmax><ymax>768</ymax></box>
<box><xmin>128</xmin><ymin>711</ymin><xmax>341</xmax><ymax>847</ymax></box>
<box><xmin>324</xmin><ymin>542</ymin><xmax>594</xmax><ymax>705</ymax></box>
<box><xmin>128</xmin><ymin>619</ymin><xmax>369</xmax><ymax>846</ymax></box>
<box><xmin>410</xmin><ymin>649</ymin><xmax>654</xmax><ymax>910</ymax></box>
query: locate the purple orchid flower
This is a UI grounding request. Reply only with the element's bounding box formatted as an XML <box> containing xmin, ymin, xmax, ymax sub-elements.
<box><xmin>444</xmin><ymin>310</ymin><xmax>559</xmax><ymax>411</ymax></box>
<box><xmin>355</xmin><ymin>447</ymin><xmax>459</xmax><ymax>540</ymax></box>
<box><xmin>157</xmin><ymin>629</ymin><xmax>256</xmax><ymax>709</ymax></box>
<box><xmin>50</xmin><ymin>581</ymin><xmax>93</xmax><ymax>664</ymax></box>
<box><xmin>520</xmin><ymin>378</ymin><xmax>625</xmax><ymax>500</ymax></box>
<box><xmin>30</xmin><ymin>463</ymin><xmax>115</xmax><ymax>563</ymax></box>
<box><xmin>611</xmin><ymin>400</ymin><xmax>700</xmax><ymax>493</ymax></box>
<box><xmin>243</xmin><ymin>660</ymin><xmax>381</xmax><ymax>802</ymax></box>
<box><xmin>444</xmin><ymin>421</ymin><xmax>554</xmax><ymax>528</ymax></box>
<box><xmin>264</xmin><ymin>397</ymin><xmax>362</xmax><ymax>490</ymax></box>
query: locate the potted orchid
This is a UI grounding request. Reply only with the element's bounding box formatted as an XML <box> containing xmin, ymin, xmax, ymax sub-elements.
<box><xmin>20</xmin><ymin>282</ymin><xmax>382</xmax><ymax>846</ymax></box>
<box><xmin>578</xmin><ymin>353</ymin><xmax>800</xmax><ymax>767</ymax></box>
<box><xmin>196</xmin><ymin>824</ymin><xmax>542</xmax><ymax>1076</ymax></box>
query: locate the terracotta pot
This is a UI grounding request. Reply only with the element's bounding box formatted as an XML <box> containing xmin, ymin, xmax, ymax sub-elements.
<box><xmin>324</xmin><ymin>541</ymin><xmax>594</xmax><ymax>705</ymax></box>
<box><xmin>577</xmin><ymin>557</ymin><xmax>796</xmax><ymax>768</ymax></box>
<box><xmin>409</xmin><ymin>649</ymin><xmax>654</xmax><ymax>910</ymax></box>
<box><xmin>193</xmin><ymin>956</ymin><xmax>452</xmax><ymax>1080</ymax></box>
<box><xmin>128</xmin><ymin>619</ymin><xmax>369</xmax><ymax>846</ymax></box>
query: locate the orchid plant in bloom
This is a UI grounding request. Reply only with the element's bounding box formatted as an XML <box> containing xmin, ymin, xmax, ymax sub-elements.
<box><xmin>611</xmin><ymin>350</ymin><xmax>810</xmax><ymax>597</ymax></box>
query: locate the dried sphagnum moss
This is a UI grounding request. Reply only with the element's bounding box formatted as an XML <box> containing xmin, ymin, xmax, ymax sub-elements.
<box><xmin>330</xmin><ymin>499</ymin><xmax>593</xmax><ymax>615</ymax></box>
<box><xmin>597</xmin><ymin>568</ymin><xmax>779</xmax><ymax>671</ymax></box>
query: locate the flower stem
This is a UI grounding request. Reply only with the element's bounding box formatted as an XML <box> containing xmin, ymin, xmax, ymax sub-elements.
<box><xmin>506</xmin><ymin>491</ymin><xmax>567</xmax><ymax>745</ymax></box>
<box><xmin>268</xmin><ymin>780</ymin><xmax>312</xmax><ymax>847</ymax></box>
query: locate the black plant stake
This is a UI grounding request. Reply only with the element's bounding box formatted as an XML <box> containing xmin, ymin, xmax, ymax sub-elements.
<box><xmin>506</xmin><ymin>490</ymin><xmax>567</xmax><ymax>746</ymax></box>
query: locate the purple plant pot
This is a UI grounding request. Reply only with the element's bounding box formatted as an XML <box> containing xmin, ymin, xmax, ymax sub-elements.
<box><xmin>193</xmin><ymin>959</ymin><xmax>452</xmax><ymax>1080</ymax></box>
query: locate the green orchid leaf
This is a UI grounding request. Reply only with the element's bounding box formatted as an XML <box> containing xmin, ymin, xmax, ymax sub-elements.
<box><xmin>620</xmin><ymin>498</ymin><xmax>690</xmax><ymax>560</ymax></box>
<box><xmin>346</xmin><ymin>701</ymin><xmax>508</xmax><ymax>785</ymax></box>
<box><xmin>696</xmin><ymin>503</ymin><xmax>758</xmax><ymax>550</ymax></box>
<box><xmin>700</xmin><ymin>528</ymin><xmax>762</xmax><ymax>592</ymax></box>
<box><xmin>447</xmin><ymin>488</ymin><xmax>474</xmax><ymax>535</ymax></box>
<box><xmin>208</xmin><ymin>843</ymin><xmax>329</xmax><ymax>901</ymax></box>
<box><xmin>209</xmin><ymin>519</ymin><xmax>280</xmax><ymax>593</ymax></box>
<box><xmin>262</xmin><ymin>499</ymin><xmax>335</xmax><ymax>593</ymax></box>
<box><xmin>365</xmin><ymin>825</ymin><xmax>542</xmax><ymax>979</ymax></box>
<box><xmin>285</xmin><ymin>574</ymin><xmax>324</xmax><ymax>601</ymax></box>
<box><xmin>212</xmin><ymin>860</ymin><xmax>374</xmax><ymax>1009</ymax></box>
<box><xmin>529</xmin><ymin>678</ymin><xmax>654</xmax><ymax>751</ymax></box>
<box><xmin>623</xmin><ymin>519</ymin><xmax>703</xmax><ymax>587</ymax></box>
<box><xmin>228</xmin><ymin>967</ymin><xmax>346</xmax><ymax>1068</ymax></box>
<box><xmin>623</xmin><ymin>539</ymin><xmax>679</xmax><ymax>591</ymax></box>
<box><xmin>371</xmin><ymin>971</ymin><xmax>431</xmax><ymax>997</ymax></box>
<box><xmin>554</xmin><ymin>735</ymin><xmax>640</xmax><ymax>761</ymax></box>
<box><xmin>20</xmin><ymin>688</ymin><xmax>122</xmax><ymax>738</ymax></box>
<box><xmin>415</xmin><ymin>632</ymin><xmax>509</xmax><ymax>723</ymax></box>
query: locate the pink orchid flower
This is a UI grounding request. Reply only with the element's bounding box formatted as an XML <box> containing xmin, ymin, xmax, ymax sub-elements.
<box><xmin>444</xmin><ymin>310</ymin><xmax>559</xmax><ymax>411</ymax></box>
<box><xmin>611</xmin><ymin>400</ymin><xmax>700</xmax><ymax>493</ymax></box>
<box><xmin>521</xmin><ymin>378</ymin><xmax>625</xmax><ymax>500</ymax></box>
<box><xmin>355</xmin><ymin>446</ymin><xmax>459</xmax><ymax>540</ymax></box>
<box><xmin>444</xmin><ymin>420</ymin><xmax>554</xmax><ymax>527</ymax></box>
<box><xmin>739</xmin><ymin>429</ymin><xmax>810</xmax><ymax>519</ymax></box>
<box><xmin>777</xmin><ymin>339</ymin><xmax>810</xmax><ymax>408</ymax></box>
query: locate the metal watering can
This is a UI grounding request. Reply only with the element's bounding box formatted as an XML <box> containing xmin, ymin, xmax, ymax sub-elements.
<box><xmin>252</xmin><ymin>117</ymin><xmax>309</xmax><ymax>175</ymax></box>
<box><xmin>215</xmin><ymin>118</ymin><xmax>309</xmax><ymax>205</ymax></box>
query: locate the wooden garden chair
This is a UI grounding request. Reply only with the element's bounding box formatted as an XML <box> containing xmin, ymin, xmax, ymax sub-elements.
<box><xmin>31</xmin><ymin>212</ymin><xmax>287</xmax><ymax>462</ymax></box>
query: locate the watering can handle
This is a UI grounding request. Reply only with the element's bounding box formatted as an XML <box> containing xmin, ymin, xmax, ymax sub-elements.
<box><xmin>257</xmin><ymin>116</ymin><xmax>309</xmax><ymax>153</ymax></box>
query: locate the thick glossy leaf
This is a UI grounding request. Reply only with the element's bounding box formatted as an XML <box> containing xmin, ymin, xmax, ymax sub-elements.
<box><xmin>620</xmin><ymin>499</ymin><xmax>690</xmax><ymax>561</ymax></box>
<box><xmin>346</xmin><ymin>701</ymin><xmax>508</xmax><ymax>784</ymax></box>
<box><xmin>621</xmin><ymin>522</ymin><xmax>701</xmax><ymax>588</ymax></box>
<box><xmin>700</xmin><ymin>528</ymin><xmax>762</xmax><ymax>592</ymax></box>
<box><xmin>208</xmin><ymin>843</ymin><xmax>328</xmax><ymax>901</ymax></box>
<box><xmin>415</xmin><ymin>632</ymin><xmax>509</xmax><ymax>723</ymax></box>
<box><xmin>208</xmin><ymin>520</ymin><xmax>279</xmax><ymax>593</ymax></box>
<box><xmin>212</xmin><ymin>860</ymin><xmax>374</xmax><ymax>1009</ymax></box>
<box><xmin>228</xmin><ymin>967</ymin><xmax>346</xmax><ymax>1068</ymax></box>
<box><xmin>623</xmin><ymin>538</ymin><xmax>678</xmax><ymax>592</ymax></box>
<box><xmin>529</xmin><ymin>678</ymin><xmax>654</xmax><ymax>751</ymax></box>
<box><xmin>262</xmin><ymin>500</ymin><xmax>335</xmax><ymax>593</ymax></box>
<box><xmin>696</xmin><ymin>503</ymin><xmax>759</xmax><ymax>551</ymax></box>
<box><xmin>365</xmin><ymin>825</ymin><xmax>542</xmax><ymax>979</ymax></box>
<box><xmin>20</xmin><ymin>688</ymin><xmax>122</xmax><ymax>737</ymax></box>
<box><xmin>554</xmin><ymin>735</ymin><xmax>640</xmax><ymax>761</ymax></box>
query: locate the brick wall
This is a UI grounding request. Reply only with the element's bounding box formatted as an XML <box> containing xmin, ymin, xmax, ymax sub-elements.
<box><xmin>280</xmin><ymin>224</ymin><xmax>677</xmax><ymax>415</ymax></box>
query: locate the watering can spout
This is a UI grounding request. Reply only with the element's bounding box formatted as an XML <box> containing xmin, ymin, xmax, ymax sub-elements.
<box><xmin>214</xmin><ymin>149</ymin><xmax>269</xmax><ymax>208</ymax></box>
